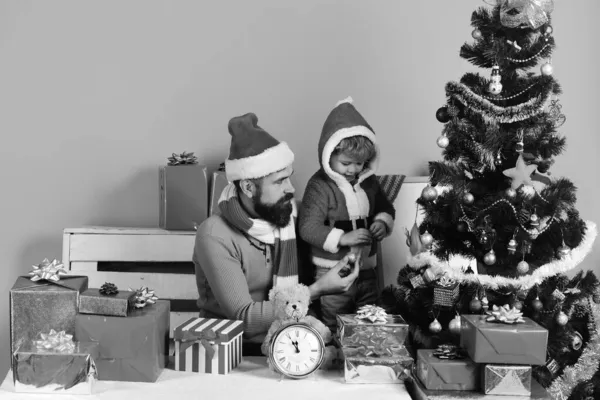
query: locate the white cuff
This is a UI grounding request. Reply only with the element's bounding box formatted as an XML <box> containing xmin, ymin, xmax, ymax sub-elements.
<box><xmin>374</xmin><ymin>212</ymin><xmax>394</xmax><ymax>235</ymax></box>
<box><xmin>323</xmin><ymin>228</ymin><xmax>345</xmax><ymax>253</ymax></box>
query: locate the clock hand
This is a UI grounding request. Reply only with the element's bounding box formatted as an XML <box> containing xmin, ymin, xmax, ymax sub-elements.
<box><xmin>291</xmin><ymin>340</ymin><xmax>300</xmax><ymax>353</ymax></box>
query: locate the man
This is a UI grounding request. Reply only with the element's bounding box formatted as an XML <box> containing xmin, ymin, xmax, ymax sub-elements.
<box><xmin>193</xmin><ymin>113</ymin><xmax>359</xmax><ymax>354</ymax></box>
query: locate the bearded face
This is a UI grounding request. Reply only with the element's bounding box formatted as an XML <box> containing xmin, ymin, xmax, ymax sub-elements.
<box><xmin>253</xmin><ymin>185</ymin><xmax>294</xmax><ymax>227</ymax></box>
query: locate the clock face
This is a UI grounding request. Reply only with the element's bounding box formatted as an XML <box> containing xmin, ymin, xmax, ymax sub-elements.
<box><xmin>270</xmin><ymin>323</ymin><xmax>325</xmax><ymax>378</ymax></box>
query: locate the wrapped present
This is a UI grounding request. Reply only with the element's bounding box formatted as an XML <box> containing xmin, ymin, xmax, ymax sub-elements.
<box><xmin>74</xmin><ymin>300</ymin><xmax>170</xmax><ymax>382</ymax></box>
<box><xmin>9</xmin><ymin>260</ymin><xmax>88</xmax><ymax>358</ymax></box>
<box><xmin>13</xmin><ymin>330</ymin><xmax>98</xmax><ymax>395</ymax></box>
<box><xmin>416</xmin><ymin>348</ymin><xmax>480</xmax><ymax>391</ymax></box>
<box><xmin>159</xmin><ymin>159</ymin><xmax>208</xmax><ymax>230</ymax></box>
<box><xmin>342</xmin><ymin>346</ymin><xmax>413</xmax><ymax>384</ymax></box>
<box><xmin>209</xmin><ymin>169</ymin><xmax>229</xmax><ymax>216</ymax></box>
<box><xmin>78</xmin><ymin>286</ymin><xmax>136</xmax><ymax>317</ymax></box>
<box><xmin>460</xmin><ymin>314</ymin><xmax>548</xmax><ymax>365</ymax></box>
<box><xmin>483</xmin><ymin>364</ymin><xmax>532</xmax><ymax>396</ymax></box>
<box><xmin>337</xmin><ymin>306</ymin><xmax>408</xmax><ymax>349</ymax></box>
<box><xmin>174</xmin><ymin>317</ymin><xmax>243</xmax><ymax>374</ymax></box>
<box><xmin>433</xmin><ymin>275</ymin><xmax>459</xmax><ymax>308</ymax></box>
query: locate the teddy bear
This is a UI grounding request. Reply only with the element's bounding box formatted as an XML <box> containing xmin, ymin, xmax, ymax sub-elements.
<box><xmin>261</xmin><ymin>283</ymin><xmax>340</xmax><ymax>371</ymax></box>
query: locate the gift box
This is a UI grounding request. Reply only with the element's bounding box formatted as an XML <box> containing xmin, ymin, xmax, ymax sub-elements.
<box><xmin>336</xmin><ymin>312</ymin><xmax>409</xmax><ymax>349</ymax></box>
<box><xmin>174</xmin><ymin>317</ymin><xmax>243</xmax><ymax>374</ymax></box>
<box><xmin>433</xmin><ymin>281</ymin><xmax>459</xmax><ymax>308</ymax></box>
<box><xmin>74</xmin><ymin>300</ymin><xmax>170</xmax><ymax>382</ymax></box>
<box><xmin>460</xmin><ymin>314</ymin><xmax>548</xmax><ymax>365</ymax></box>
<box><xmin>416</xmin><ymin>349</ymin><xmax>480</xmax><ymax>391</ymax></box>
<box><xmin>13</xmin><ymin>336</ymin><xmax>98</xmax><ymax>395</ymax></box>
<box><xmin>78</xmin><ymin>288</ymin><xmax>136</xmax><ymax>317</ymax></box>
<box><xmin>483</xmin><ymin>364</ymin><xmax>532</xmax><ymax>396</ymax></box>
<box><xmin>10</xmin><ymin>272</ymin><xmax>88</xmax><ymax>358</ymax></box>
<box><xmin>341</xmin><ymin>346</ymin><xmax>413</xmax><ymax>384</ymax></box>
<box><xmin>159</xmin><ymin>163</ymin><xmax>208</xmax><ymax>230</ymax></box>
<box><xmin>209</xmin><ymin>169</ymin><xmax>229</xmax><ymax>216</ymax></box>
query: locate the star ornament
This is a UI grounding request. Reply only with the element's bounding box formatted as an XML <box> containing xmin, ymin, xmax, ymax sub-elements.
<box><xmin>503</xmin><ymin>154</ymin><xmax>537</xmax><ymax>190</ymax></box>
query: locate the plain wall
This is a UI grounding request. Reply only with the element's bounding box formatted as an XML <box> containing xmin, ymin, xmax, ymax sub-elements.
<box><xmin>1</xmin><ymin>0</ymin><xmax>598</xmax><ymax>378</ymax></box>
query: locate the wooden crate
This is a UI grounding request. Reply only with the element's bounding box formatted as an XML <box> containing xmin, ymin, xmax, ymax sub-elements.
<box><xmin>63</xmin><ymin>226</ymin><xmax>198</xmax><ymax>337</ymax></box>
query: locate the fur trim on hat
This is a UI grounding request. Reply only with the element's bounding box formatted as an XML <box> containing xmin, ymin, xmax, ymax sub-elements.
<box><xmin>335</xmin><ymin>96</ymin><xmax>354</xmax><ymax>107</ymax></box>
<box><xmin>225</xmin><ymin>141</ymin><xmax>294</xmax><ymax>181</ymax></box>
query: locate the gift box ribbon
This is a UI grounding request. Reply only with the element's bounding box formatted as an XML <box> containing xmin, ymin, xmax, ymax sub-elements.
<box><xmin>354</xmin><ymin>305</ymin><xmax>388</xmax><ymax>323</ymax></box>
<box><xmin>34</xmin><ymin>329</ymin><xmax>76</xmax><ymax>353</ymax></box>
<box><xmin>29</xmin><ymin>259</ymin><xmax>67</xmax><ymax>282</ymax></box>
<box><xmin>179</xmin><ymin>329</ymin><xmax>219</xmax><ymax>360</ymax></box>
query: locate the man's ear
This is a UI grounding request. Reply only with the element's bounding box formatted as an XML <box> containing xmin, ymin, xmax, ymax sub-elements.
<box><xmin>238</xmin><ymin>179</ymin><xmax>256</xmax><ymax>198</ymax></box>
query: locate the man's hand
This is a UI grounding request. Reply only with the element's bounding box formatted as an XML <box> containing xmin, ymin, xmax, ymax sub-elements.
<box><xmin>369</xmin><ymin>221</ymin><xmax>387</xmax><ymax>241</ymax></box>
<box><xmin>309</xmin><ymin>254</ymin><xmax>360</xmax><ymax>300</ymax></box>
<box><xmin>339</xmin><ymin>229</ymin><xmax>372</xmax><ymax>247</ymax></box>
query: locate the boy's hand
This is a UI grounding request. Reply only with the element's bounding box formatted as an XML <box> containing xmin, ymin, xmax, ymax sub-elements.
<box><xmin>369</xmin><ymin>221</ymin><xmax>387</xmax><ymax>241</ymax></box>
<box><xmin>339</xmin><ymin>229</ymin><xmax>372</xmax><ymax>247</ymax></box>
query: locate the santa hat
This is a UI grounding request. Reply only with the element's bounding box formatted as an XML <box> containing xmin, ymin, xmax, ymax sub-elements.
<box><xmin>225</xmin><ymin>113</ymin><xmax>295</xmax><ymax>182</ymax></box>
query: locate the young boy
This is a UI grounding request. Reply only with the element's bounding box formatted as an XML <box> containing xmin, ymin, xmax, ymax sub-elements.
<box><xmin>299</xmin><ymin>97</ymin><xmax>395</xmax><ymax>330</ymax></box>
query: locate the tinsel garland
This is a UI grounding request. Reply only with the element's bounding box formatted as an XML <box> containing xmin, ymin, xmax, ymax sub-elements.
<box><xmin>407</xmin><ymin>221</ymin><xmax>597</xmax><ymax>290</ymax></box>
<box><xmin>446</xmin><ymin>81</ymin><xmax>552</xmax><ymax>124</ymax></box>
<box><xmin>547</xmin><ymin>299</ymin><xmax>600</xmax><ymax>400</ymax></box>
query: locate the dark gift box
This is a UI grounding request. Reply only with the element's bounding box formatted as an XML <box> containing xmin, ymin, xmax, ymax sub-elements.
<box><xmin>159</xmin><ymin>164</ymin><xmax>208</xmax><ymax>230</ymax></box>
<box><xmin>10</xmin><ymin>275</ymin><xmax>88</xmax><ymax>359</ymax></box>
<box><xmin>416</xmin><ymin>349</ymin><xmax>480</xmax><ymax>391</ymax></box>
<box><xmin>13</xmin><ymin>340</ymin><xmax>98</xmax><ymax>395</ymax></box>
<box><xmin>483</xmin><ymin>364</ymin><xmax>532</xmax><ymax>396</ymax></box>
<box><xmin>74</xmin><ymin>300</ymin><xmax>170</xmax><ymax>382</ymax></box>
<box><xmin>78</xmin><ymin>288</ymin><xmax>136</xmax><ymax>317</ymax></box>
<box><xmin>209</xmin><ymin>170</ymin><xmax>229</xmax><ymax>216</ymax></box>
<box><xmin>460</xmin><ymin>314</ymin><xmax>548</xmax><ymax>365</ymax></box>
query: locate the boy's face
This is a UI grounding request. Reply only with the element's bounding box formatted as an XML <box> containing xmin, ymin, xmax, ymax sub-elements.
<box><xmin>330</xmin><ymin>152</ymin><xmax>366</xmax><ymax>182</ymax></box>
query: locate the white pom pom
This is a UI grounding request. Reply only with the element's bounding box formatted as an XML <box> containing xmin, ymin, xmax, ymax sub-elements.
<box><xmin>335</xmin><ymin>96</ymin><xmax>353</xmax><ymax>107</ymax></box>
<box><xmin>519</xmin><ymin>185</ymin><xmax>536</xmax><ymax>199</ymax></box>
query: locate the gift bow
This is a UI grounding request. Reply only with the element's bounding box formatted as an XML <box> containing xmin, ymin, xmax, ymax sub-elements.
<box><xmin>179</xmin><ymin>329</ymin><xmax>219</xmax><ymax>360</ymax></box>
<box><xmin>433</xmin><ymin>344</ymin><xmax>466</xmax><ymax>360</ymax></box>
<box><xmin>486</xmin><ymin>304</ymin><xmax>526</xmax><ymax>324</ymax></box>
<box><xmin>34</xmin><ymin>329</ymin><xmax>75</xmax><ymax>353</ymax></box>
<box><xmin>167</xmin><ymin>151</ymin><xmax>198</xmax><ymax>166</ymax></box>
<box><xmin>485</xmin><ymin>0</ymin><xmax>554</xmax><ymax>29</ymax></box>
<box><xmin>436</xmin><ymin>274</ymin><xmax>456</xmax><ymax>287</ymax></box>
<box><xmin>355</xmin><ymin>305</ymin><xmax>388</xmax><ymax>323</ymax></box>
<box><xmin>129</xmin><ymin>286</ymin><xmax>158</xmax><ymax>308</ymax></box>
<box><xmin>29</xmin><ymin>259</ymin><xmax>67</xmax><ymax>282</ymax></box>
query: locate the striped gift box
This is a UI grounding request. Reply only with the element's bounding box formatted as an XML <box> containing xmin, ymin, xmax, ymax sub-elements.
<box><xmin>173</xmin><ymin>317</ymin><xmax>243</xmax><ymax>374</ymax></box>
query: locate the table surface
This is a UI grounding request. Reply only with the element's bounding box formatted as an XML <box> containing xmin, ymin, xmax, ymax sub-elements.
<box><xmin>1</xmin><ymin>356</ymin><xmax>412</xmax><ymax>400</ymax></box>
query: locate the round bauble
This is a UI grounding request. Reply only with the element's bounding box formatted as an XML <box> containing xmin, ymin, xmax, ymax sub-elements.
<box><xmin>484</xmin><ymin>250</ymin><xmax>496</xmax><ymax>266</ymax></box>
<box><xmin>472</xmin><ymin>28</ymin><xmax>483</xmax><ymax>40</ymax></box>
<box><xmin>517</xmin><ymin>260</ymin><xmax>530</xmax><ymax>274</ymax></box>
<box><xmin>541</xmin><ymin>62</ymin><xmax>554</xmax><ymax>76</ymax></box>
<box><xmin>463</xmin><ymin>192</ymin><xmax>475</xmax><ymax>205</ymax></box>
<box><xmin>545</xmin><ymin>25</ymin><xmax>553</xmax><ymax>35</ymax></box>
<box><xmin>448</xmin><ymin>317</ymin><xmax>462</xmax><ymax>335</ymax></box>
<box><xmin>457</xmin><ymin>221</ymin><xmax>468</xmax><ymax>233</ymax></box>
<box><xmin>469</xmin><ymin>298</ymin><xmax>483</xmax><ymax>313</ymax></box>
<box><xmin>505</xmin><ymin>188</ymin><xmax>517</xmax><ymax>201</ymax></box>
<box><xmin>436</xmin><ymin>107</ymin><xmax>451</xmax><ymax>123</ymax></box>
<box><xmin>556</xmin><ymin>244</ymin><xmax>571</xmax><ymax>258</ymax></box>
<box><xmin>421</xmin><ymin>231</ymin><xmax>434</xmax><ymax>246</ymax></box>
<box><xmin>488</xmin><ymin>81</ymin><xmax>503</xmax><ymax>95</ymax></box>
<box><xmin>436</xmin><ymin>135</ymin><xmax>449</xmax><ymax>148</ymax></box>
<box><xmin>571</xmin><ymin>331</ymin><xmax>583</xmax><ymax>351</ymax></box>
<box><xmin>530</xmin><ymin>213</ymin><xmax>540</xmax><ymax>227</ymax></box>
<box><xmin>429</xmin><ymin>318</ymin><xmax>443</xmax><ymax>333</ymax></box>
<box><xmin>556</xmin><ymin>311</ymin><xmax>569</xmax><ymax>326</ymax></box>
<box><xmin>421</xmin><ymin>185</ymin><xmax>438</xmax><ymax>201</ymax></box>
<box><xmin>512</xmin><ymin>300</ymin><xmax>523</xmax><ymax>310</ymax></box>
<box><xmin>531</xmin><ymin>297</ymin><xmax>544</xmax><ymax>312</ymax></box>
<box><xmin>478</xmin><ymin>234</ymin><xmax>489</xmax><ymax>246</ymax></box>
<box><xmin>422</xmin><ymin>268</ymin><xmax>437</xmax><ymax>284</ymax></box>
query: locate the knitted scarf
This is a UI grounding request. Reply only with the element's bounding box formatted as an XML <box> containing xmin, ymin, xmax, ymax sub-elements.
<box><xmin>218</xmin><ymin>183</ymin><xmax>298</xmax><ymax>288</ymax></box>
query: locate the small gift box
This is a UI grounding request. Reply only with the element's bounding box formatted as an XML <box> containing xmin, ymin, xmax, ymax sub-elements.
<box><xmin>10</xmin><ymin>259</ymin><xmax>88</xmax><ymax>357</ymax></box>
<box><xmin>78</xmin><ymin>284</ymin><xmax>136</xmax><ymax>317</ymax></box>
<box><xmin>337</xmin><ymin>305</ymin><xmax>409</xmax><ymax>349</ymax></box>
<box><xmin>433</xmin><ymin>276</ymin><xmax>459</xmax><ymax>308</ymax></box>
<box><xmin>416</xmin><ymin>347</ymin><xmax>480</xmax><ymax>391</ymax></box>
<box><xmin>174</xmin><ymin>317</ymin><xmax>244</xmax><ymax>374</ymax></box>
<box><xmin>13</xmin><ymin>330</ymin><xmax>98</xmax><ymax>395</ymax></box>
<box><xmin>460</xmin><ymin>311</ymin><xmax>548</xmax><ymax>365</ymax></box>
<box><xmin>341</xmin><ymin>346</ymin><xmax>413</xmax><ymax>384</ymax></box>
<box><xmin>209</xmin><ymin>169</ymin><xmax>229</xmax><ymax>216</ymax></box>
<box><xmin>75</xmin><ymin>299</ymin><xmax>170</xmax><ymax>382</ymax></box>
<box><xmin>483</xmin><ymin>364</ymin><xmax>532</xmax><ymax>396</ymax></box>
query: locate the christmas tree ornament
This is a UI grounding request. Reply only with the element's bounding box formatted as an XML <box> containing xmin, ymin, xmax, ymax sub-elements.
<box><xmin>436</xmin><ymin>107</ymin><xmax>451</xmax><ymax>123</ymax></box>
<box><xmin>531</xmin><ymin>297</ymin><xmax>544</xmax><ymax>312</ymax></box>
<box><xmin>545</xmin><ymin>25</ymin><xmax>553</xmax><ymax>35</ymax></box>
<box><xmin>484</xmin><ymin>249</ymin><xmax>496</xmax><ymax>265</ymax></box>
<box><xmin>522</xmin><ymin>239</ymin><xmax>533</xmax><ymax>253</ymax></box>
<box><xmin>447</xmin><ymin>105</ymin><xmax>460</xmax><ymax>118</ymax></box>
<box><xmin>469</xmin><ymin>296</ymin><xmax>483</xmax><ymax>313</ymax></box>
<box><xmin>548</xmin><ymin>98</ymin><xmax>567</xmax><ymax>128</ymax></box>
<box><xmin>506</xmin><ymin>39</ymin><xmax>522</xmax><ymax>51</ymax></box>
<box><xmin>495</xmin><ymin>152</ymin><xmax>503</xmax><ymax>167</ymax></box>
<box><xmin>429</xmin><ymin>318</ymin><xmax>443</xmax><ymax>333</ymax></box>
<box><xmin>556</xmin><ymin>311</ymin><xmax>569</xmax><ymax>326</ymax></box>
<box><xmin>545</xmin><ymin>358</ymin><xmax>560</xmax><ymax>378</ymax></box>
<box><xmin>571</xmin><ymin>331</ymin><xmax>583</xmax><ymax>351</ymax></box>
<box><xmin>487</xmin><ymin>65</ymin><xmax>503</xmax><ymax>95</ymax></box>
<box><xmin>481</xmin><ymin>296</ymin><xmax>490</xmax><ymax>312</ymax></box>
<box><xmin>472</xmin><ymin>28</ymin><xmax>483</xmax><ymax>40</ymax></box>
<box><xmin>507</xmin><ymin>238</ymin><xmax>518</xmax><ymax>255</ymax></box>
<box><xmin>515</xmin><ymin>130</ymin><xmax>525</xmax><ymax>153</ymax></box>
<box><xmin>530</xmin><ymin>211</ymin><xmax>540</xmax><ymax>227</ymax></box>
<box><xmin>478</xmin><ymin>232</ymin><xmax>489</xmax><ymax>245</ymax></box>
<box><xmin>503</xmin><ymin>154</ymin><xmax>536</xmax><ymax>190</ymax></box>
<box><xmin>505</xmin><ymin>187</ymin><xmax>518</xmax><ymax>201</ymax></box>
<box><xmin>462</xmin><ymin>192</ymin><xmax>475</xmax><ymax>205</ymax></box>
<box><xmin>552</xmin><ymin>288</ymin><xmax>566</xmax><ymax>302</ymax></box>
<box><xmin>517</xmin><ymin>260</ymin><xmax>530</xmax><ymax>274</ymax></box>
<box><xmin>409</xmin><ymin>274</ymin><xmax>426</xmax><ymax>289</ymax></box>
<box><xmin>436</xmin><ymin>134</ymin><xmax>449</xmax><ymax>148</ymax></box>
<box><xmin>556</xmin><ymin>241</ymin><xmax>571</xmax><ymax>258</ymax></box>
<box><xmin>541</xmin><ymin>61</ymin><xmax>554</xmax><ymax>76</ymax></box>
<box><xmin>421</xmin><ymin>185</ymin><xmax>438</xmax><ymax>201</ymax></box>
<box><xmin>512</xmin><ymin>299</ymin><xmax>523</xmax><ymax>310</ymax></box>
<box><xmin>421</xmin><ymin>231</ymin><xmax>434</xmax><ymax>247</ymax></box>
<box><xmin>448</xmin><ymin>316</ymin><xmax>462</xmax><ymax>335</ymax></box>
<box><xmin>457</xmin><ymin>221</ymin><xmax>468</xmax><ymax>233</ymax></box>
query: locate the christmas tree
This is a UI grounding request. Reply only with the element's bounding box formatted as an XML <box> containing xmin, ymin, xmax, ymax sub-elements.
<box><xmin>381</xmin><ymin>1</ymin><xmax>600</xmax><ymax>398</ymax></box>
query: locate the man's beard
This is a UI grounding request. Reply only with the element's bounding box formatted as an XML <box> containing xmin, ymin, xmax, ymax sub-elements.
<box><xmin>253</xmin><ymin>191</ymin><xmax>294</xmax><ymax>228</ymax></box>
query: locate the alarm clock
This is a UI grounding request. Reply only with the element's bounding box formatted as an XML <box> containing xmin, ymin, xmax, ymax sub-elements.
<box><xmin>269</xmin><ymin>322</ymin><xmax>325</xmax><ymax>379</ymax></box>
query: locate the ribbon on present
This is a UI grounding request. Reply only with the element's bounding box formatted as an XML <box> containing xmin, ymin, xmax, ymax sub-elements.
<box><xmin>486</xmin><ymin>304</ymin><xmax>526</xmax><ymax>324</ymax></box>
<box><xmin>179</xmin><ymin>328</ymin><xmax>219</xmax><ymax>360</ymax></box>
<box><xmin>128</xmin><ymin>286</ymin><xmax>158</xmax><ymax>308</ymax></box>
<box><xmin>29</xmin><ymin>259</ymin><xmax>67</xmax><ymax>282</ymax></box>
<box><xmin>99</xmin><ymin>282</ymin><xmax>119</xmax><ymax>296</ymax></box>
<box><xmin>34</xmin><ymin>329</ymin><xmax>76</xmax><ymax>353</ymax></box>
<box><xmin>355</xmin><ymin>305</ymin><xmax>388</xmax><ymax>323</ymax></box>
<box><xmin>484</xmin><ymin>0</ymin><xmax>554</xmax><ymax>29</ymax></box>
<box><xmin>167</xmin><ymin>151</ymin><xmax>198</xmax><ymax>166</ymax></box>
<box><xmin>345</xmin><ymin>327</ymin><xmax>400</xmax><ymax>357</ymax></box>
<box><xmin>433</xmin><ymin>344</ymin><xmax>466</xmax><ymax>360</ymax></box>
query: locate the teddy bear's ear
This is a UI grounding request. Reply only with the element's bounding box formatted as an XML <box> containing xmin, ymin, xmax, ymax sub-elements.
<box><xmin>299</xmin><ymin>284</ymin><xmax>311</xmax><ymax>304</ymax></box>
<box><xmin>268</xmin><ymin>287</ymin><xmax>278</xmax><ymax>302</ymax></box>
